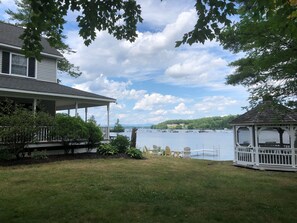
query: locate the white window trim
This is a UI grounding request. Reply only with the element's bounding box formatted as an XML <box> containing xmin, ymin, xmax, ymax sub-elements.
<box><xmin>10</xmin><ymin>53</ymin><xmax>29</xmax><ymax>77</ymax></box>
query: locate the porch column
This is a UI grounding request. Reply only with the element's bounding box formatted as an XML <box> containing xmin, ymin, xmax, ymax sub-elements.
<box><xmin>33</xmin><ymin>99</ymin><xmax>37</xmax><ymax>114</ymax></box>
<box><xmin>85</xmin><ymin>107</ymin><xmax>88</xmax><ymax>122</ymax></box>
<box><xmin>107</xmin><ymin>103</ymin><xmax>110</xmax><ymax>140</ymax></box>
<box><xmin>290</xmin><ymin>125</ymin><xmax>296</xmax><ymax>168</ymax></box>
<box><xmin>68</xmin><ymin>109</ymin><xmax>70</xmax><ymax>116</ymax></box>
<box><xmin>75</xmin><ymin>102</ymin><xmax>78</xmax><ymax>117</ymax></box>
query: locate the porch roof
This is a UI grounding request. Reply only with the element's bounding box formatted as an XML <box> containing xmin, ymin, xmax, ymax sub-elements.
<box><xmin>0</xmin><ymin>74</ymin><xmax>116</xmax><ymax>110</ymax></box>
<box><xmin>230</xmin><ymin>101</ymin><xmax>297</xmax><ymax>125</ymax></box>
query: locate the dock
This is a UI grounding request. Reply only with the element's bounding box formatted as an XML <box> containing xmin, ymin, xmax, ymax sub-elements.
<box><xmin>190</xmin><ymin>147</ymin><xmax>220</xmax><ymax>157</ymax></box>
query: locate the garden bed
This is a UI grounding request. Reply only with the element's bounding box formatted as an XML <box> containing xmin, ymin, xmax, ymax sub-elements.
<box><xmin>0</xmin><ymin>152</ymin><xmax>131</xmax><ymax>166</ymax></box>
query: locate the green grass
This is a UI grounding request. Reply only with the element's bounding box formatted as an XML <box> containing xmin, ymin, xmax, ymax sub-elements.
<box><xmin>0</xmin><ymin>157</ymin><xmax>297</xmax><ymax>223</ymax></box>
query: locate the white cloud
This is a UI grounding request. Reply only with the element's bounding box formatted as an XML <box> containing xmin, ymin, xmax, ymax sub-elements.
<box><xmin>194</xmin><ymin>96</ymin><xmax>237</xmax><ymax>113</ymax></box>
<box><xmin>137</xmin><ymin>0</ymin><xmax>196</xmax><ymax>28</ymax></box>
<box><xmin>133</xmin><ymin>93</ymin><xmax>183</xmax><ymax>111</ymax></box>
<box><xmin>172</xmin><ymin>103</ymin><xmax>194</xmax><ymax>115</ymax></box>
<box><xmin>64</xmin><ymin>6</ymin><xmax>234</xmax><ymax>90</ymax></box>
<box><xmin>162</xmin><ymin>52</ymin><xmax>229</xmax><ymax>87</ymax></box>
<box><xmin>150</xmin><ymin>109</ymin><xmax>168</xmax><ymax>115</ymax></box>
<box><xmin>73</xmin><ymin>74</ymin><xmax>146</xmax><ymax>100</ymax></box>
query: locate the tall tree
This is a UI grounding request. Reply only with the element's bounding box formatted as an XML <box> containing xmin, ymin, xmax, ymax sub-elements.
<box><xmin>6</xmin><ymin>0</ymin><xmax>81</xmax><ymax>78</ymax></box>
<box><xmin>13</xmin><ymin>0</ymin><xmax>142</xmax><ymax>60</ymax></box>
<box><xmin>219</xmin><ymin>0</ymin><xmax>297</xmax><ymax>108</ymax></box>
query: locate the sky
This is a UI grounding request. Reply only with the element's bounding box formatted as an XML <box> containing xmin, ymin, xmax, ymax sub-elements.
<box><xmin>0</xmin><ymin>0</ymin><xmax>250</xmax><ymax>126</ymax></box>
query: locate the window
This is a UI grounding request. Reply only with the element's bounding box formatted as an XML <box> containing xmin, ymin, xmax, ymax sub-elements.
<box><xmin>1</xmin><ymin>51</ymin><xmax>35</xmax><ymax>78</ymax></box>
<box><xmin>11</xmin><ymin>54</ymin><xmax>28</xmax><ymax>76</ymax></box>
<box><xmin>237</xmin><ymin>127</ymin><xmax>251</xmax><ymax>146</ymax></box>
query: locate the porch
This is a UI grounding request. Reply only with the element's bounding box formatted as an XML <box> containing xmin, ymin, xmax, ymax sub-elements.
<box><xmin>0</xmin><ymin>73</ymin><xmax>116</xmax><ymax>144</ymax></box>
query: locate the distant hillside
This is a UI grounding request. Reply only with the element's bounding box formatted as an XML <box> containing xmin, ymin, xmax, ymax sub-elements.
<box><xmin>151</xmin><ymin>115</ymin><xmax>238</xmax><ymax>130</ymax></box>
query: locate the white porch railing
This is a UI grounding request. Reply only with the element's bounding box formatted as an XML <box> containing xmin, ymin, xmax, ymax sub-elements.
<box><xmin>235</xmin><ymin>146</ymin><xmax>297</xmax><ymax>168</ymax></box>
<box><xmin>0</xmin><ymin>126</ymin><xmax>110</xmax><ymax>143</ymax></box>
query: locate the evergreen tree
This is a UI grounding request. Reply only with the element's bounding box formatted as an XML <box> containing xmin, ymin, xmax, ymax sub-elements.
<box><xmin>113</xmin><ymin>119</ymin><xmax>125</xmax><ymax>133</ymax></box>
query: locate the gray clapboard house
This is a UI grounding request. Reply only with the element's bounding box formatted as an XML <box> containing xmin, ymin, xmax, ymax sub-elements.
<box><xmin>0</xmin><ymin>22</ymin><xmax>115</xmax><ymax>140</ymax></box>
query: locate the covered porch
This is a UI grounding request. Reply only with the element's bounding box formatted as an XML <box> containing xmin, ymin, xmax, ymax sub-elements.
<box><xmin>0</xmin><ymin>74</ymin><xmax>116</xmax><ymax>143</ymax></box>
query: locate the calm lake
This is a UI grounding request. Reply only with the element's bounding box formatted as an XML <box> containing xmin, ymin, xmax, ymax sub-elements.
<box><xmin>119</xmin><ymin>129</ymin><xmax>234</xmax><ymax>161</ymax></box>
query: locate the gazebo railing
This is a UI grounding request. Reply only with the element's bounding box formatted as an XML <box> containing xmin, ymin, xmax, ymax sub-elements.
<box><xmin>258</xmin><ymin>148</ymin><xmax>293</xmax><ymax>166</ymax></box>
<box><xmin>236</xmin><ymin>147</ymin><xmax>254</xmax><ymax>164</ymax></box>
<box><xmin>235</xmin><ymin>146</ymin><xmax>297</xmax><ymax>167</ymax></box>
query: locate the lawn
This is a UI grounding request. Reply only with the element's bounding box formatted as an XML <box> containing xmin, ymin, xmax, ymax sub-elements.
<box><xmin>0</xmin><ymin>157</ymin><xmax>297</xmax><ymax>223</ymax></box>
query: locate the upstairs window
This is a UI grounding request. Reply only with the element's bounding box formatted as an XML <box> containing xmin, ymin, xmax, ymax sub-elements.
<box><xmin>1</xmin><ymin>51</ymin><xmax>35</xmax><ymax>78</ymax></box>
<box><xmin>11</xmin><ymin>54</ymin><xmax>27</xmax><ymax>76</ymax></box>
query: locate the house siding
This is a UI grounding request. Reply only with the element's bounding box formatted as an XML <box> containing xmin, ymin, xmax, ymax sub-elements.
<box><xmin>0</xmin><ymin>48</ymin><xmax>57</xmax><ymax>82</ymax></box>
<box><xmin>37</xmin><ymin>57</ymin><xmax>57</xmax><ymax>83</ymax></box>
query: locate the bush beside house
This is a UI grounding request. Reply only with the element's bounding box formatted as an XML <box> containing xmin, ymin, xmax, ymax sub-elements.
<box><xmin>0</xmin><ymin>107</ymin><xmax>143</xmax><ymax>161</ymax></box>
<box><xmin>0</xmin><ymin>108</ymin><xmax>53</xmax><ymax>159</ymax></box>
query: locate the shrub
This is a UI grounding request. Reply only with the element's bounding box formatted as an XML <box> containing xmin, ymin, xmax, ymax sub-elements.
<box><xmin>97</xmin><ymin>144</ymin><xmax>118</xmax><ymax>156</ymax></box>
<box><xmin>0</xmin><ymin>108</ymin><xmax>53</xmax><ymax>158</ymax></box>
<box><xmin>31</xmin><ymin>149</ymin><xmax>48</xmax><ymax>160</ymax></box>
<box><xmin>51</xmin><ymin>114</ymin><xmax>88</xmax><ymax>154</ymax></box>
<box><xmin>110</xmin><ymin>135</ymin><xmax>130</xmax><ymax>153</ymax></box>
<box><xmin>85</xmin><ymin>118</ymin><xmax>103</xmax><ymax>151</ymax></box>
<box><xmin>0</xmin><ymin>147</ymin><xmax>16</xmax><ymax>161</ymax></box>
<box><xmin>126</xmin><ymin>147</ymin><xmax>143</xmax><ymax>159</ymax></box>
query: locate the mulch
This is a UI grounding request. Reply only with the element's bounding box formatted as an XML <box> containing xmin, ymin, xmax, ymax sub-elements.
<box><xmin>0</xmin><ymin>153</ymin><xmax>131</xmax><ymax>166</ymax></box>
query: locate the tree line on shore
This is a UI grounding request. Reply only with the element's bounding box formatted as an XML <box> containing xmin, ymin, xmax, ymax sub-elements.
<box><xmin>151</xmin><ymin>115</ymin><xmax>238</xmax><ymax>130</ymax></box>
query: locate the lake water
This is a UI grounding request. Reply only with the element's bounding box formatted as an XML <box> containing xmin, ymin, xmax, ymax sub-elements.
<box><xmin>118</xmin><ymin>129</ymin><xmax>234</xmax><ymax>161</ymax></box>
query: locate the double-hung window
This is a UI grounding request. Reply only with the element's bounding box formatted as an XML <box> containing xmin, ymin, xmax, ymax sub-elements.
<box><xmin>11</xmin><ymin>54</ymin><xmax>28</xmax><ymax>76</ymax></box>
<box><xmin>1</xmin><ymin>51</ymin><xmax>36</xmax><ymax>78</ymax></box>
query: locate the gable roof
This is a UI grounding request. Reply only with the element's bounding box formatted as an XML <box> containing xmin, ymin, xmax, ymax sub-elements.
<box><xmin>0</xmin><ymin>74</ymin><xmax>116</xmax><ymax>107</ymax></box>
<box><xmin>230</xmin><ymin>101</ymin><xmax>297</xmax><ymax>125</ymax></box>
<box><xmin>0</xmin><ymin>22</ymin><xmax>63</xmax><ymax>58</ymax></box>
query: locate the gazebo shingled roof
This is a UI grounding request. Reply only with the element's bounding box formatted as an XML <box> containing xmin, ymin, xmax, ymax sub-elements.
<box><xmin>230</xmin><ymin>101</ymin><xmax>297</xmax><ymax>125</ymax></box>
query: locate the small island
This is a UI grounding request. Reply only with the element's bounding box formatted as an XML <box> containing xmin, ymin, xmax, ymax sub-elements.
<box><xmin>151</xmin><ymin>115</ymin><xmax>237</xmax><ymax>130</ymax></box>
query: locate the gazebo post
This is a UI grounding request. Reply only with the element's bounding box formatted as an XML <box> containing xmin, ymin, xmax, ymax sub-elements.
<box><xmin>250</xmin><ymin>126</ymin><xmax>255</xmax><ymax>164</ymax></box>
<box><xmin>255</xmin><ymin>125</ymin><xmax>259</xmax><ymax>166</ymax></box>
<box><xmin>290</xmin><ymin>125</ymin><xmax>296</xmax><ymax>168</ymax></box>
<box><xmin>233</xmin><ymin>125</ymin><xmax>237</xmax><ymax>163</ymax></box>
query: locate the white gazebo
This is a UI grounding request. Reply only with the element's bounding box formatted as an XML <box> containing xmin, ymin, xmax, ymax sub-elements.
<box><xmin>231</xmin><ymin>101</ymin><xmax>297</xmax><ymax>171</ymax></box>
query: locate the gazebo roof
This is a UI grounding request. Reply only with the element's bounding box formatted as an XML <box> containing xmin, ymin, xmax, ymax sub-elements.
<box><xmin>230</xmin><ymin>101</ymin><xmax>297</xmax><ymax>125</ymax></box>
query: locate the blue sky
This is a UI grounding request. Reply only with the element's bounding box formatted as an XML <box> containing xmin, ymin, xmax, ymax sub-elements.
<box><xmin>0</xmin><ymin>0</ymin><xmax>249</xmax><ymax>126</ymax></box>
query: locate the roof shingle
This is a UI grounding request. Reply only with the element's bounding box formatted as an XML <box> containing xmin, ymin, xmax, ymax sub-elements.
<box><xmin>230</xmin><ymin>101</ymin><xmax>297</xmax><ymax>125</ymax></box>
<box><xmin>0</xmin><ymin>74</ymin><xmax>116</xmax><ymax>102</ymax></box>
<box><xmin>0</xmin><ymin>22</ymin><xmax>62</xmax><ymax>57</ymax></box>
